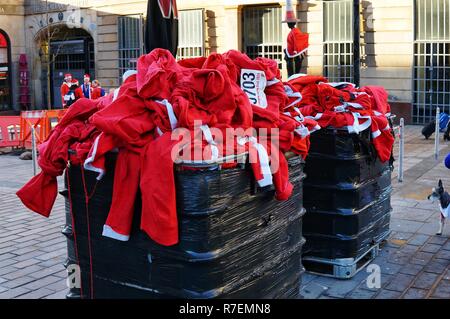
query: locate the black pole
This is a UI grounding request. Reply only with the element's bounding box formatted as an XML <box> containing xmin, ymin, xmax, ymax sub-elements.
<box><xmin>144</xmin><ymin>0</ymin><xmax>179</xmax><ymax>56</ymax></box>
<box><xmin>353</xmin><ymin>0</ymin><xmax>360</xmax><ymax>87</ymax></box>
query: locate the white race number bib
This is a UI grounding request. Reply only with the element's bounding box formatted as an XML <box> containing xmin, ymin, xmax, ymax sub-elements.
<box><xmin>241</xmin><ymin>69</ymin><xmax>268</xmax><ymax>109</ymax></box>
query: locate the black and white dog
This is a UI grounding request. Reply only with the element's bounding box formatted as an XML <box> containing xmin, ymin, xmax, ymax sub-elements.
<box><xmin>428</xmin><ymin>180</ymin><xmax>450</xmax><ymax>235</ymax></box>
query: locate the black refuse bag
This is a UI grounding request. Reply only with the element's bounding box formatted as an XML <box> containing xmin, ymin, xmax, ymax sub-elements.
<box><xmin>62</xmin><ymin>153</ymin><xmax>306</xmax><ymax>299</ymax></box>
<box><xmin>422</xmin><ymin>120</ymin><xmax>436</xmax><ymax>140</ymax></box>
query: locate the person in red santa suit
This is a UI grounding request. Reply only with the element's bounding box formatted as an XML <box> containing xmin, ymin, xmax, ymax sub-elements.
<box><xmin>60</xmin><ymin>74</ymin><xmax>83</xmax><ymax>108</ymax></box>
<box><xmin>283</xmin><ymin>0</ymin><xmax>309</xmax><ymax>78</ymax></box>
<box><xmin>91</xmin><ymin>80</ymin><xmax>106</xmax><ymax>100</ymax></box>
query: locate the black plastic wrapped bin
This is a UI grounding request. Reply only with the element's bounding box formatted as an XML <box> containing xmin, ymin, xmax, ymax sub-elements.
<box><xmin>62</xmin><ymin>154</ymin><xmax>306</xmax><ymax>299</ymax></box>
<box><xmin>302</xmin><ymin>127</ymin><xmax>393</xmax><ymax>278</ymax></box>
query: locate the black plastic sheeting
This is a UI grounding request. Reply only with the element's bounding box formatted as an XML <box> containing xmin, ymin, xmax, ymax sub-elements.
<box><xmin>302</xmin><ymin>127</ymin><xmax>392</xmax><ymax>261</ymax></box>
<box><xmin>62</xmin><ymin>154</ymin><xmax>306</xmax><ymax>299</ymax></box>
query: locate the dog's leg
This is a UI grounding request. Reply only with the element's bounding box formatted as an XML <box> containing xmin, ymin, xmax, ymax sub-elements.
<box><xmin>437</xmin><ymin>214</ymin><xmax>445</xmax><ymax>236</ymax></box>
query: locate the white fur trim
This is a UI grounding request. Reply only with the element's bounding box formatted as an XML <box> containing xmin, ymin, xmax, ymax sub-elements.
<box><xmin>372</xmin><ymin>130</ymin><xmax>382</xmax><ymax>139</ymax></box>
<box><xmin>284</xmin><ymin>47</ymin><xmax>308</xmax><ymax>58</ymax></box>
<box><xmin>237</xmin><ymin>136</ymin><xmax>273</xmax><ymax>187</ymax></box>
<box><xmin>287</xmin><ymin>73</ymin><xmax>308</xmax><ymax>82</ymax></box>
<box><xmin>102</xmin><ymin>225</ymin><xmax>130</xmax><ymax>242</ymax></box>
<box><xmin>200</xmin><ymin>125</ymin><xmax>219</xmax><ymax>161</ymax></box>
<box><xmin>84</xmin><ymin>134</ymin><xmax>105</xmax><ymax>180</ymax></box>
<box><xmin>321</xmin><ymin>82</ymin><xmax>356</xmax><ymax>88</ymax></box>
<box><xmin>267</xmin><ymin>78</ymin><xmax>280</xmax><ymax>86</ymax></box>
<box><xmin>122</xmin><ymin>70</ymin><xmax>137</xmax><ymax>83</ymax></box>
<box><xmin>113</xmin><ymin>88</ymin><xmax>120</xmax><ymax>102</ymax></box>
<box><xmin>295</xmin><ymin>126</ymin><xmax>310</xmax><ymax>138</ymax></box>
<box><xmin>156</xmin><ymin>99</ymin><xmax>178</xmax><ymax>131</ymax></box>
<box><xmin>284</xmin><ymin>85</ymin><xmax>303</xmax><ymax>108</ymax></box>
<box><xmin>253</xmin><ymin>142</ymin><xmax>273</xmax><ymax>187</ymax></box>
<box><xmin>305</xmin><ymin>113</ymin><xmax>323</xmax><ymax>121</ymax></box>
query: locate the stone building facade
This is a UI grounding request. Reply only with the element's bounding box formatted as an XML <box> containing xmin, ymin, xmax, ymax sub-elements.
<box><xmin>0</xmin><ymin>0</ymin><xmax>448</xmax><ymax>124</ymax></box>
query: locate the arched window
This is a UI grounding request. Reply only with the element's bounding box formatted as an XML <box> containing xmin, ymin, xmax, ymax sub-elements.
<box><xmin>0</xmin><ymin>30</ymin><xmax>12</xmax><ymax>111</ymax></box>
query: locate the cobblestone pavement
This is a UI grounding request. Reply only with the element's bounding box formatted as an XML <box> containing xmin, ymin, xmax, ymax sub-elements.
<box><xmin>0</xmin><ymin>126</ymin><xmax>450</xmax><ymax>299</ymax></box>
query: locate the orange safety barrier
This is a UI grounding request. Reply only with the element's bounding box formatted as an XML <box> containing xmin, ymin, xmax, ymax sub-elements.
<box><xmin>0</xmin><ymin>116</ymin><xmax>21</xmax><ymax>148</ymax></box>
<box><xmin>19</xmin><ymin>110</ymin><xmax>66</xmax><ymax>148</ymax></box>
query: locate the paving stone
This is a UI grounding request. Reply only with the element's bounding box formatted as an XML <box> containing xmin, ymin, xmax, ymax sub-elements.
<box><xmin>402</xmin><ymin>288</ymin><xmax>428</xmax><ymax>299</ymax></box>
<box><xmin>435</xmin><ymin>249</ymin><xmax>450</xmax><ymax>261</ymax></box>
<box><xmin>428</xmin><ymin>236</ymin><xmax>448</xmax><ymax>245</ymax></box>
<box><xmin>420</xmin><ymin>243</ymin><xmax>442</xmax><ymax>253</ymax></box>
<box><xmin>347</xmin><ymin>288</ymin><xmax>377</xmax><ymax>299</ymax></box>
<box><xmin>390</xmin><ymin>219</ymin><xmax>424</xmax><ymax>234</ymax></box>
<box><xmin>423</xmin><ymin>260</ymin><xmax>449</xmax><ymax>274</ymax></box>
<box><xmin>384</xmin><ymin>274</ymin><xmax>415</xmax><ymax>292</ymax></box>
<box><xmin>379</xmin><ymin>262</ymin><xmax>402</xmax><ymax>275</ymax></box>
<box><xmin>399</xmin><ymin>264</ymin><xmax>424</xmax><ymax>276</ymax></box>
<box><xmin>1</xmin><ymin>265</ymin><xmax>44</xmax><ymax>280</ymax></box>
<box><xmin>301</xmin><ymin>273</ymin><xmax>319</xmax><ymax>286</ymax></box>
<box><xmin>0</xmin><ymin>276</ymin><xmax>37</xmax><ymax>289</ymax></box>
<box><xmin>441</xmin><ymin>242</ymin><xmax>450</xmax><ymax>251</ymax></box>
<box><xmin>443</xmin><ymin>269</ymin><xmax>450</xmax><ymax>280</ymax></box>
<box><xmin>15</xmin><ymin>287</ymin><xmax>54</xmax><ymax>299</ymax></box>
<box><xmin>410</xmin><ymin>252</ymin><xmax>435</xmax><ymax>266</ymax></box>
<box><xmin>408</xmin><ymin>234</ymin><xmax>430</xmax><ymax>246</ymax></box>
<box><xmin>20</xmin><ymin>275</ymin><xmax>61</xmax><ymax>291</ymax></box>
<box><xmin>0</xmin><ymin>253</ymin><xmax>16</xmax><ymax>262</ymax></box>
<box><xmin>0</xmin><ymin>287</ymin><xmax>30</xmax><ymax>299</ymax></box>
<box><xmin>417</xmin><ymin>222</ymin><xmax>443</xmax><ymax>236</ymax></box>
<box><xmin>300</xmin><ymin>282</ymin><xmax>328</xmax><ymax>299</ymax></box>
<box><xmin>28</xmin><ymin>264</ymin><xmax>64</xmax><ymax>279</ymax></box>
<box><xmin>391</xmin><ymin>232</ymin><xmax>415</xmax><ymax>241</ymax></box>
<box><xmin>43</xmin><ymin>290</ymin><xmax>67</xmax><ymax>299</ymax></box>
<box><xmin>324</xmin><ymin>271</ymin><xmax>367</xmax><ymax>298</ymax></box>
<box><xmin>12</xmin><ymin>258</ymin><xmax>42</xmax><ymax>269</ymax></box>
<box><xmin>400</xmin><ymin>244</ymin><xmax>420</xmax><ymax>254</ymax></box>
<box><xmin>431</xmin><ymin>280</ymin><xmax>450</xmax><ymax>298</ymax></box>
<box><xmin>412</xmin><ymin>272</ymin><xmax>440</xmax><ymax>290</ymax></box>
<box><xmin>375</xmin><ymin>289</ymin><xmax>402</xmax><ymax>299</ymax></box>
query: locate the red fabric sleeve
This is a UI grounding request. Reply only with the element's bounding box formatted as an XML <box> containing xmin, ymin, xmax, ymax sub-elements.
<box><xmin>140</xmin><ymin>132</ymin><xmax>179</xmax><ymax>246</ymax></box>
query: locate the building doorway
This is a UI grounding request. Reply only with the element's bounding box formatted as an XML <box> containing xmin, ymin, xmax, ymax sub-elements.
<box><xmin>39</xmin><ymin>26</ymin><xmax>94</xmax><ymax>108</ymax></box>
<box><xmin>0</xmin><ymin>29</ymin><xmax>12</xmax><ymax>112</ymax></box>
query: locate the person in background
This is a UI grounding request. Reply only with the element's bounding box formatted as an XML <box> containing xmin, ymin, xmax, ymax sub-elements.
<box><xmin>64</xmin><ymin>78</ymin><xmax>83</xmax><ymax>108</ymax></box>
<box><xmin>60</xmin><ymin>74</ymin><xmax>83</xmax><ymax>108</ymax></box>
<box><xmin>91</xmin><ymin>80</ymin><xmax>106</xmax><ymax>100</ymax></box>
<box><xmin>283</xmin><ymin>0</ymin><xmax>309</xmax><ymax>78</ymax></box>
<box><xmin>81</xmin><ymin>74</ymin><xmax>92</xmax><ymax>99</ymax></box>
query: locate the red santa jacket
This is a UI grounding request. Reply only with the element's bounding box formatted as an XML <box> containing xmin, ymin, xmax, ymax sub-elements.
<box><xmin>61</xmin><ymin>81</ymin><xmax>83</xmax><ymax>107</ymax></box>
<box><xmin>286</xmin><ymin>28</ymin><xmax>309</xmax><ymax>58</ymax></box>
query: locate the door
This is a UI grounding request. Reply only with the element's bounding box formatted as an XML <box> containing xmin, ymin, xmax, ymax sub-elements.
<box><xmin>0</xmin><ymin>30</ymin><xmax>12</xmax><ymax>111</ymax></box>
<box><xmin>51</xmin><ymin>38</ymin><xmax>94</xmax><ymax>108</ymax></box>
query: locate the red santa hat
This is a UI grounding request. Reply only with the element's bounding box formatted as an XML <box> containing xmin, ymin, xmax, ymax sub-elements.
<box><xmin>283</xmin><ymin>0</ymin><xmax>301</xmax><ymax>23</ymax></box>
<box><xmin>84</xmin><ymin>74</ymin><xmax>91</xmax><ymax>80</ymax></box>
<box><xmin>64</xmin><ymin>73</ymin><xmax>72</xmax><ymax>80</ymax></box>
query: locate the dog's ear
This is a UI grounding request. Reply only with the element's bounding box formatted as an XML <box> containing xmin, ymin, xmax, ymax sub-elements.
<box><xmin>439</xmin><ymin>180</ymin><xmax>443</xmax><ymax>188</ymax></box>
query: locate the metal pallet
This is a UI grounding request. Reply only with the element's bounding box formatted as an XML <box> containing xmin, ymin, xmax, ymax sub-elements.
<box><xmin>303</xmin><ymin>231</ymin><xmax>390</xmax><ymax>279</ymax></box>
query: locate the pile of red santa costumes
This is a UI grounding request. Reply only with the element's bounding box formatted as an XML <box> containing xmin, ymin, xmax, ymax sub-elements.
<box><xmin>17</xmin><ymin>49</ymin><xmax>393</xmax><ymax>247</ymax></box>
